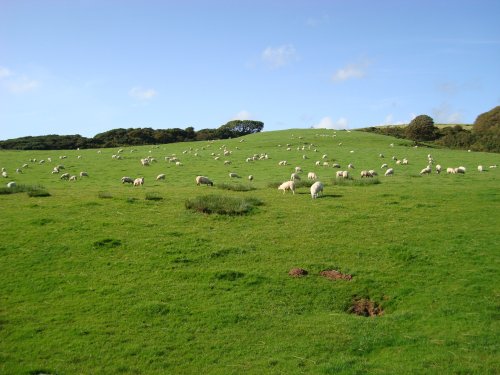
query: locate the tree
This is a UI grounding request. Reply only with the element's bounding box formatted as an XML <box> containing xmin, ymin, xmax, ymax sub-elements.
<box><xmin>405</xmin><ymin>115</ymin><xmax>438</xmax><ymax>142</ymax></box>
<box><xmin>473</xmin><ymin>106</ymin><xmax>500</xmax><ymax>134</ymax></box>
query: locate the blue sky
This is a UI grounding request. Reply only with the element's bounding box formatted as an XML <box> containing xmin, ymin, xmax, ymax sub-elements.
<box><xmin>1</xmin><ymin>0</ymin><xmax>499</xmax><ymax>140</ymax></box>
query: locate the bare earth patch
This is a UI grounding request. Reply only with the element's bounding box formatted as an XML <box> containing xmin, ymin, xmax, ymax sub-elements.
<box><xmin>349</xmin><ymin>298</ymin><xmax>384</xmax><ymax>317</ymax></box>
<box><xmin>319</xmin><ymin>269</ymin><xmax>352</xmax><ymax>280</ymax></box>
<box><xmin>288</xmin><ymin>268</ymin><xmax>308</xmax><ymax>277</ymax></box>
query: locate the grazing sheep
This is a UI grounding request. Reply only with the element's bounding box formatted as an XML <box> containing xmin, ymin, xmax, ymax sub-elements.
<box><xmin>379</xmin><ymin>153</ymin><xmax>384</xmax><ymax>158</ymax></box>
<box><xmin>446</xmin><ymin>167</ymin><xmax>456</xmax><ymax>174</ymax></box>
<box><xmin>490</xmin><ymin>165</ymin><xmax>497</xmax><ymax>168</ymax></box>
<box><xmin>80</xmin><ymin>171</ymin><xmax>88</xmax><ymax>177</ymax></box>
<box><xmin>342</xmin><ymin>171</ymin><xmax>349</xmax><ymax>179</ymax></box>
<box><xmin>384</xmin><ymin>168</ymin><xmax>394</xmax><ymax>176</ymax></box>
<box><xmin>69</xmin><ymin>175</ymin><xmax>77</xmax><ymax>181</ymax></box>
<box><xmin>229</xmin><ymin>172</ymin><xmax>240</xmax><ymax>178</ymax></box>
<box><xmin>332</xmin><ymin>163</ymin><xmax>341</xmax><ymax>168</ymax></box>
<box><xmin>455</xmin><ymin>166</ymin><xmax>466</xmax><ymax>174</ymax></box>
<box><xmin>435</xmin><ymin>165</ymin><xmax>442</xmax><ymax>174</ymax></box>
<box><xmin>477</xmin><ymin>165</ymin><xmax>483</xmax><ymax>172</ymax></box>
<box><xmin>402</xmin><ymin>158</ymin><xmax>409</xmax><ymax>165</ymax></box>
<box><xmin>60</xmin><ymin>173</ymin><xmax>70</xmax><ymax>180</ymax></box>
<box><xmin>420</xmin><ymin>166</ymin><xmax>432</xmax><ymax>175</ymax></box>
<box><xmin>381</xmin><ymin>163</ymin><xmax>388</xmax><ymax>169</ymax></box>
<box><xmin>315</xmin><ymin>161</ymin><xmax>321</xmax><ymax>166</ymax></box>
<box><xmin>196</xmin><ymin>176</ymin><xmax>213</xmax><ymax>186</ymax></box>
<box><xmin>121</xmin><ymin>176</ymin><xmax>134</xmax><ymax>184</ymax></box>
<box><xmin>278</xmin><ymin>180</ymin><xmax>295</xmax><ymax>195</ymax></box>
<box><xmin>310</xmin><ymin>181</ymin><xmax>324</xmax><ymax>199</ymax></box>
<box><xmin>1</xmin><ymin>171</ymin><xmax>8</xmax><ymax>178</ymax></box>
<box><xmin>360</xmin><ymin>170</ymin><xmax>373</xmax><ymax>178</ymax></box>
<box><xmin>290</xmin><ymin>173</ymin><xmax>301</xmax><ymax>181</ymax></box>
<box><xmin>248</xmin><ymin>175</ymin><xmax>254</xmax><ymax>181</ymax></box>
<box><xmin>156</xmin><ymin>174</ymin><xmax>166</xmax><ymax>181</ymax></box>
<box><xmin>16</xmin><ymin>168</ymin><xmax>22</xmax><ymax>174</ymax></box>
<box><xmin>7</xmin><ymin>181</ymin><xmax>16</xmax><ymax>188</ymax></box>
<box><xmin>295</xmin><ymin>166</ymin><xmax>302</xmax><ymax>173</ymax></box>
<box><xmin>369</xmin><ymin>170</ymin><xmax>378</xmax><ymax>176</ymax></box>
<box><xmin>278</xmin><ymin>160</ymin><xmax>288</xmax><ymax>166</ymax></box>
<box><xmin>224</xmin><ymin>160</ymin><xmax>231</xmax><ymax>165</ymax></box>
<box><xmin>175</xmin><ymin>161</ymin><xmax>183</xmax><ymax>166</ymax></box>
<box><xmin>307</xmin><ymin>172</ymin><xmax>318</xmax><ymax>180</ymax></box>
<box><xmin>347</xmin><ymin>163</ymin><xmax>355</xmax><ymax>169</ymax></box>
<box><xmin>133</xmin><ymin>177</ymin><xmax>145</xmax><ymax>186</ymax></box>
<box><xmin>141</xmin><ymin>158</ymin><xmax>150</xmax><ymax>166</ymax></box>
<box><xmin>335</xmin><ymin>170</ymin><xmax>344</xmax><ymax>178</ymax></box>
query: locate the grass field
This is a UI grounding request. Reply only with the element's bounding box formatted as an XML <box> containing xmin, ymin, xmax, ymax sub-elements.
<box><xmin>1</xmin><ymin>129</ymin><xmax>499</xmax><ymax>374</ymax></box>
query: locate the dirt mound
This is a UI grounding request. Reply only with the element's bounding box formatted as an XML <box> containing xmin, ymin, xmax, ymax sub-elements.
<box><xmin>349</xmin><ymin>298</ymin><xmax>383</xmax><ymax>317</ymax></box>
<box><xmin>319</xmin><ymin>269</ymin><xmax>352</xmax><ymax>280</ymax></box>
<box><xmin>288</xmin><ymin>268</ymin><xmax>308</xmax><ymax>277</ymax></box>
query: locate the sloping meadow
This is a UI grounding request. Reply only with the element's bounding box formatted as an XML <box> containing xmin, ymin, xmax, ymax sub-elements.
<box><xmin>0</xmin><ymin>129</ymin><xmax>498</xmax><ymax>374</ymax></box>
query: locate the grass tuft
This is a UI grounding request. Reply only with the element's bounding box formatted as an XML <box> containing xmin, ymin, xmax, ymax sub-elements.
<box><xmin>217</xmin><ymin>183</ymin><xmax>256</xmax><ymax>191</ymax></box>
<box><xmin>145</xmin><ymin>191</ymin><xmax>163</xmax><ymax>201</ymax></box>
<box><xmin>185</xmin><ymin>194</ymin><xmax>263</xmax><ymax>215</ymax></box>
<box><xmin>331</xmin><ymin>178</ymin><xmax>381</xmax><ymax>186</ymax></box>
<box><xmin>93</xmin><ymin>238</ymin><xmax>122</xmax><ymax>249</ymax></box>
<box><xmin>98</xmin><ymin>191</ymin><xmax>113</xmax><ymax>199</ymax></box>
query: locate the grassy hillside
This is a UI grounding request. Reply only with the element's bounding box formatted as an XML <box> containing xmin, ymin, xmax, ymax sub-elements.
<box><xmin>1</xmin><ymin>129</ymin><xmax>499</xmax><ymax>374</ymax></box>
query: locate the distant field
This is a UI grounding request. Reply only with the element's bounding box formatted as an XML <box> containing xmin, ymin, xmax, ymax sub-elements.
<box><xmin>1</xmin><ymin>129</ymin><xmax>498</xmax><ymax>374</ymax></box>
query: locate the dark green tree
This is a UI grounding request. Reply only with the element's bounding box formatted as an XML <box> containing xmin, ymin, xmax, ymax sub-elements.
<box><xmin>405</xmin><ymin>115</ymin><xmax>438</xmax><ymax>142</ymax></box>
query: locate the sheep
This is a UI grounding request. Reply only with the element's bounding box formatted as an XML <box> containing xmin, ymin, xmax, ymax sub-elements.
<box><xmin>156</xmin><ymin>174</ymin><xmax>166</xmax><ymax>181</ymax></box>
<box><xmin>369</xmin><ymin>170</ymin><xmax>378</xmax><ymax>176</ymax></box>
<box><xmin>51</xmin><ymin>167</ymin><xmax>59</xmax><ymax>174</ymax></box>
<box><xmin>69</xmin><ymin>175</ymin><xmax>77</xmax><ymax>181</ymax></box>
<box><xmin>16</xmin><ymin>168</ymin><xmax>22</xmax><ymax>174</ymax></box>
<box><xmin>140</xmin><ymin>158</ymin><xmax>150</xmax><ymax>166</ymax></box>
<box><xmin>384</xmin><ymin>168</ymin><xmax>394</xmax><ymax>176</ymax></box>
<box><xmin>420</xmin><ymin>166</ymin><xmax>432</xmax><ymax>175</ymax></box>
<box><xmin>60</xmin><ymin>173</ymin><xmax>70</xmax><ymax>180</ymax></box>
<box><xmin>477</xmin><ymin>165</ymin><xmax>483</xmax><ymax>172</ymax></box>
<box><xmin>248</xmin><ymin>175</ymin><xmax>254</xmax><ymax>181</ymax></box>
<box><xmin>335</xmin><ymin>170</ymin><xmax>344</xmax><ymax>178</ymax></box>
<box><xmin>133</xmin><ymin>177</ymin><xmax>145</xmax><ymax>186</ymax></box>
<box><xmin>332</xmin><ymin>163</ymin><xmax>341</xmax><ymax>168</ymax></box>
<box><xmin>295</xmin><ymin>166</ymin><xmax>302</xmax><ymax>173</ymax></box>
<box><xmin>229</xmin><ymin>172</ymin><xmax>240</xmax><ymax>178</ymax></box>
<box><xmin>290</xmin><ymin>173</ymin><xmax>301</xmax><ymax>181</ymax></box>
<box><xmin>342</xmin><ymin>170</ymin><xmax>349</xmax><ymax>179</ymax></box>
<box><xmin>278</xmin><ymin>180</ymin><xmax>295</xmax><ymax>194</ymax></box>
<box><xmin>1</xmin><ymin>171</ymin><xmax>8</xmax><ymax>178</ymax></box>
<box><xmin>310</xmin><ymin>181</ymin><xmax>324</xmax><ymax>199</ymax></box>
<box><xmin>196</xmin><ymin>176</ymin><xmax>213</xmax><ymax>186</ymax></box>
<box><xmin>379</xmin><ymin>153</ymin><xmax>384</xmax><ymax>158</ymax></box>
<box><xmin>307</xmin><ymin>172</ymin><xmax>318</xmax><ymax>180</ymax></box>
<box><xmin>402</xmin><ymin>158</ymin><xmax>409</xmax><ymax>165</ymax></box>
<box><xmin>121</xmin><ymin>176</ymin><xmax>134</xmax><ymax>184</ymax></box>
<box><xmin>360</xmin><ymin>170</ymin><xmax>373</xmax><ymax>178</ymax></box>
<box><xmin>347</xmin><ymin>163</ymin><xmax>355</xmax><ymax>169</ymax></box>
<box><xmin>175</xmin><ymin>161</ymin><xmax>183</xmax><ymax>166</ymax></box>
<box><xmin>7</xmin><ymin>181</ymin><xmax>16</xmax><ymax>188</ymax></box>
<box><xmin>446</xmin><ymin>167</ymin><xmax>456</xmax><ymax>174</ymax></box>
<box><xmin>224</xmin><ymin>160</ymin><xmax>231</xmax><ymax>165</ymax></box>
<box><xmin>455</xmin><ymin>166</ymin><xmax>466</xmax><ymax>174</ymax></box>
<box><xmin>278</xmin><ymin>160</ymin><xmax>288</xmax><ymax>166</ymax></box>
<box><xmin>315</xmin><ymin>161</ymin><xmax>321</xmax><ymax>166</ymax></box>
<box><xmin>490</xmin><ymin>165</ymin><xmax>497</xmax><ymax>168</ymax></box>
<box><xmin>80</xmin><ymin>171</ymin><xmax>89</xmax><ymax>177</ymax></box>
<box><xmin>435</xmin><ymin>165</ymin><xmax>442</xmax><ymax>174</ymax></box>
<box><xmin>381</xmin><ymin>163</ymin><xmax>388</xmax><ymax>169</ymax></box>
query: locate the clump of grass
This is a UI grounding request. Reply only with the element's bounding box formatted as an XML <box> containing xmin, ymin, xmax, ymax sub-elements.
<box><xmin>185</xmin><ymin>194</ymin><xmax>263</xmax><ymax>215</ymax></box>
<box><xmin>93</xmin><ymin>238</ymin><xmax>121</xmax><ymax>249</ymax></box>
<box><xmin>145</xmin><ymin>191</ymin><xmax>163</xmax><ymax>201</ymax></box>
<box><xmin>27</xmin><ymin>189</ymin><xmax>51</xmax><ymax>197</ymax></box>
<box><xmin>0</xmin><ymin>184</ymin><xmax>49</xmax><ymax>196</ymax></box>
<box><xmin>98</xmin><ymin>191</ymin><xmax>113</xmax><ymax>199</ymax></box>
<box><xmin>331</xmin><ymin>178</ymin><xmax>381</xmax><ymax>186</ymax></box>
<box><xmin>217</xmin><ymin>183</ymin><xmax>256</xmax><ymax>191</ymax></box>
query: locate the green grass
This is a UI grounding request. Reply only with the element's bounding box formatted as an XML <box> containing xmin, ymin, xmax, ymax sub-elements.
<box><xmin>0</xmin><ymin>129</ymin><xmax>499</xmax><ymax>374</ymax></box>
<box><xmin>185</xmin><ymin>194</ymin><xmax>262</xmax><ymax>215</ymax></box>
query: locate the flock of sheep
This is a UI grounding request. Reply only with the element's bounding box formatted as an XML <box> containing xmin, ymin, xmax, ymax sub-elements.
<box><xmin>2</xmin><ymin>132</ymin><xmax>497</xmax><ymax>200</ymax></box>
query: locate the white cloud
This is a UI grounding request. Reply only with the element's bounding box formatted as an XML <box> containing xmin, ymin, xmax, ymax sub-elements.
<box><xmin>0</xmin><ymin>66</ymin><xmax>12</xmax><ymax>79</ymax></box>
<box><xmin>332</xmin><ymin>61</ymin><xmax>370</xmax><ymax>82</ymax></box>
<box><xmin>306</xmin><ymin>14</ymin><xmax>329</xmax><ymax>27</ymax></box>
<box><xmin>231</xmin><ymin>110</ymin><xmax>252</xmax><ymax>120</ymax></box>
<box><xmin>129</xmin><ymin>87</ymin><xmax>158</xmax><ymax>100</ymax></box>
<box><xmin>432</xmin><ymin>102</ymin><xmax>463</xmax><ymax>123</ymax></box>
<box><xmin>312</xmin><ymin>116</ymin><xmax>348</xmax><ymax>130</ymax></box>
<box><xmin>261</xmin><ymin>44</ymin><xmax>297</xmax><ymax>68</ymax></box>
<box><xmin>7</xmin><ymin>76</ymin><xmax>39</xmax><ymax>93</ymax></box>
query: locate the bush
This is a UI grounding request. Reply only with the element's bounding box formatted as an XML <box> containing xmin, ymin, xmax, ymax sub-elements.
<box><xmin>405</xmin><ymin>115</ymin><xmax>438</xmax><ymax>142</ymax></box>
<box><xmin>0</xmin><ymin>184</ymin><xmax>50</xmax><ymax>196</ymax></box>
<box><xmin>217</xmin><ymin>183</ymin><xmax>256</xmax><ymax>192</ymax></box>
<box><xmin>185</xmin><ymin>194</ymin><xmax>263</xmax><ymax>215</ymax></box>
<box><xmin>145</xmin><ymin>192</ymin><xmax>163</xmax><ymax>201</ymax></box>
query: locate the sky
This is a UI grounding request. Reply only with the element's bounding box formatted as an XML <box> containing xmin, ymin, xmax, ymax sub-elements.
<box><xmin>1</xmin><ymin>0</ymin><xmax>499</xmax><ymax>140</ymax></box>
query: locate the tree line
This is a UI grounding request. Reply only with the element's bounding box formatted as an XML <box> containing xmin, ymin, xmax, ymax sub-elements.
<box><xmin>360</xmin><ymin>106</ymin><xmax>500</xmax><ymax>153</ymax></box>
<box><xmin>0</xmin><ymin>120</ymin><xmax>264</xmax><ymax>150</ymax></box>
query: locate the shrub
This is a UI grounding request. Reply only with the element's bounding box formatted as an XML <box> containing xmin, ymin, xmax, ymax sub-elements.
<box><xmin>217</xmin><ymin>183</ymin><xmax>256</xmax><ymax>192</ymax></box>
<box><xmin>145</xmin><ymin>192</ymin><xmax>163</xmax><ymax>201</ymax></box>
<box><xmin>185</xmin><ymin>194</ymin><xmax>263</xmax><ymax>215</ymax></box>
<box><xmin>98</xmin><ymin>191</ymin><xmax>113</xmax><ymax>199</ymax></box>
<box><xmin>405</xmin><ymin>115</ymin><xmax>438</xmax><ymax>142</ymax></box>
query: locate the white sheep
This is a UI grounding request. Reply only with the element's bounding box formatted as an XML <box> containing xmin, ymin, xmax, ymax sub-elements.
<box><xmin>69</xmin><ymin>175</ymin><xmax>77</xmax><ymax>181</ymax></box>
<box><xmin>360</xmin><ymin>170</ymin><xmax>373</xmax><ymax>178</ymax></box>
<box><xmin>381</xmin><ymin>163</ymin><xmax>388</xmax><ymax>169</ymax></box>
<box><xmin>80</xmin><ymin>171</ymin><xmax>89</xmax><ymax>177</ymax></box>
<box><xmin>369</xmin><ymin>170</ymin><xmax>378</xmax><ymax>176</ymax></box>
<box><xmin>224</xmin><ymin>160</ymin><xmax>231</xmax><ymax>165</ymax></box>
<box><xmin>229</xmin><ymin>172</ymin><xmax>240</xmax><ymax>178</ymax></box>
<box><xmin>295</xmin><ymin>166</ymin><xmax>302</xmax><ymax>173</ymax></box>
<box><xmin>16</xmin><ymin>168</ymin><xmax>22</xmax><ymax>174</ymax></box>
<box><xmin>455</xmin><ymin>166</ymin><xmax>466</xmax><ymax>174</ymax></box>
<box><xmin>347</xmin><ymin>163</ymin><xmax>354</xmax><ymax>169</ymax></box>
<box><xmin>332</xmin><ymin>163</ymin><xmax>341</xmax><ymax>168</ymax></box>
<box><xmin>477</xmin><ymin>165</ymin><xmax>483</xmax><ymax>172</ymax></box>
<box><xmin>121</xmin><ymin>176</ymin><xmax>134</xmax><ymax>184</ymax></box>
<box><xmin>335</xmin><ymin>170</ymin><xmax>344</xmax><ymax>178</ymax></box>
<box><xmin>7</xmin><ymin>181</ymin><xmax>16</xmax><ymax>188</ymax></box>
<box><xmin>290</xmin><ymin>173</ymin><xmax>301</xmax><ymax>181</ymax></box>
<box><xmin>435</xmin><ymin>165</ymin><xmax>442</xmax><ymax>174</ymax></box>
<box><xmin>141</xmin><ymin>158</ymin><xmax>150</xmax><ymax>166</ymax></box>
<box><xmin>1</xmin><ymin>171</ymin><xmax>8</xmax><ymax>178</ymax></box>
<box><xmin>446</xmin><ymin>167</ymin><xmax>456</xmax><ymax>174</ymax></box>
<box><xmin>133</xmin><ymin>177</ymin><xmax>145</xmax><ymax>186</ymax></box>
<box><xmin>156</xmin><ymin>174</ymin><xmax>166</xmax><ymax>181</ymax></box>
<box><xmin>307</xmin><ymin>172</ymin><xmax>318</xmax><ymax>180</ymax></box>
<box><xmin>342</xmin><ymin>170</ymin><xmax>349</xmax><ymax>179</ymax></box>
<box><xmin>278</xmin><ymin>180</ymin><xmax>295</xmax><ymax>194</ymax></box>
<box><xmin>310</xmin><ymin>181</ymin><xmax>324</xmax><ymax>199</ymax></box>
<box><xmin>384</xmin><ymin>168</ymin><xmax>394</xmax><ymax>176</ymax></box>
<box><xmin>420</xmin><ymin>166</ymin><xmax>432</xmax><ymax>175</ymax></box>
<box><xmin>196</xmin><ymin>176</ymin><xmax>213</xmax><ymax>186</ymax></box>
<box><xmin>248</xmin><ymin>175</ymin><xmax>254</xmax><ymax>181</ymax></box>
<box><xmin>60</xmin><ymin>173</ymin><xmax>70</xmax><ymax>180</ymax></box>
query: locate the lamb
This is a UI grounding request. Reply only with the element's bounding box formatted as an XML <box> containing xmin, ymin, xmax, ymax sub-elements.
<box><xmin>156</xmin><ymin>174</ymin><xmax>166</xmax><ymax>181</ymax></box>
<box><xmin>16</xmin><ymin>168</ymin><xmax>22</xmax><ymax>174</ymax></box>
<box><xmin>307</xmin><ymin>172</ymin><xmax>318</xmax><ymax>180</ymax></box>
<box><xmin>290</xmin><ymin>173</ymin><xmax>301</xmax><ymax>181</ymax></box>
<box><xmin>121</xmin><ymin>176</ymin><xmax>134</xmax><ymax>184</ymax></box>
<box><xmin>133</xmin><ymin>177</ymin><xmax>145</xmax><ymax>186</ymax></box>
<box><xmin>310</xmin><ymin>181</ymin><xmax>324</xmax><ymax>199</ymax></box>
<box><xmin>342</xmin><ymin>170</ymin><xmax>349</xmax><ymax>179</ymax></box>
<box><xmin>335</xmin><ymin>170</ymin><xmax>344</xmax><ymax>178</ymax></box>
<box><xmin>196</xmin><ymin>176</ymin><xmax>213</xmax><ymax>186</ymax></box>
<box><xmin>384</xmin><ymin>168</ymin><xmax>394</xmax><ymax>176</ymax></box>
<box><xmin>420</xmin><ymin>166</ymin><xmax>432</xmax><ymax>175</ymax></box>
<box><xmin>278</xmin><ymin>180</ymin><xmax>295</xmax><ymax>194</ymax></box>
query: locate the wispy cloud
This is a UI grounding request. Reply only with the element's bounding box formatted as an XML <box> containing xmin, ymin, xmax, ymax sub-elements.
<box><xmin>432</xmin><ymin>102</ymin><xmax>463</xmax><ymax>123</ymax></box>
<box><xmin>231</xmin><ymin>110</ymin><xmax>253</xmax><ymax>120</ymax></box>
<box><xmin>306</xmin><ymin>14</ymin><xmax>329</xmax><ymax>27</ymax></box>
<box><xmin>312</xmin><ymin>116</ymin><xmax>348</xmax><ymax>130</ymax></box>
<box><xmin>332</xmin><ymin>61</ymin><xmax>371</xmax><ymax>82</ymax></box>
<box><xmin>0</xmin><ymin>66</ymin><xmax>12</xmax><ymax>79</ymax></box>
<box><xmin>7</xmin><ymin>76</ymin><xmax>40</xmax><ymax>93</ymax></box>
<box><xmin>129</xmin><ymin>87</ymin><xmax>158</xmax><ymax>100</ymax></box>
<box><xmin>261</xmin><ymin>44</ymin><xmax>298</xmax><ymax>68</ymax></box>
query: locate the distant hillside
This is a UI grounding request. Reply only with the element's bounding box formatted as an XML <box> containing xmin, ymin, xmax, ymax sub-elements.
<box><xmin>0</xmin><ymin>120</ymin><xmax>264</xmax><ymax>150</ymax></box>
